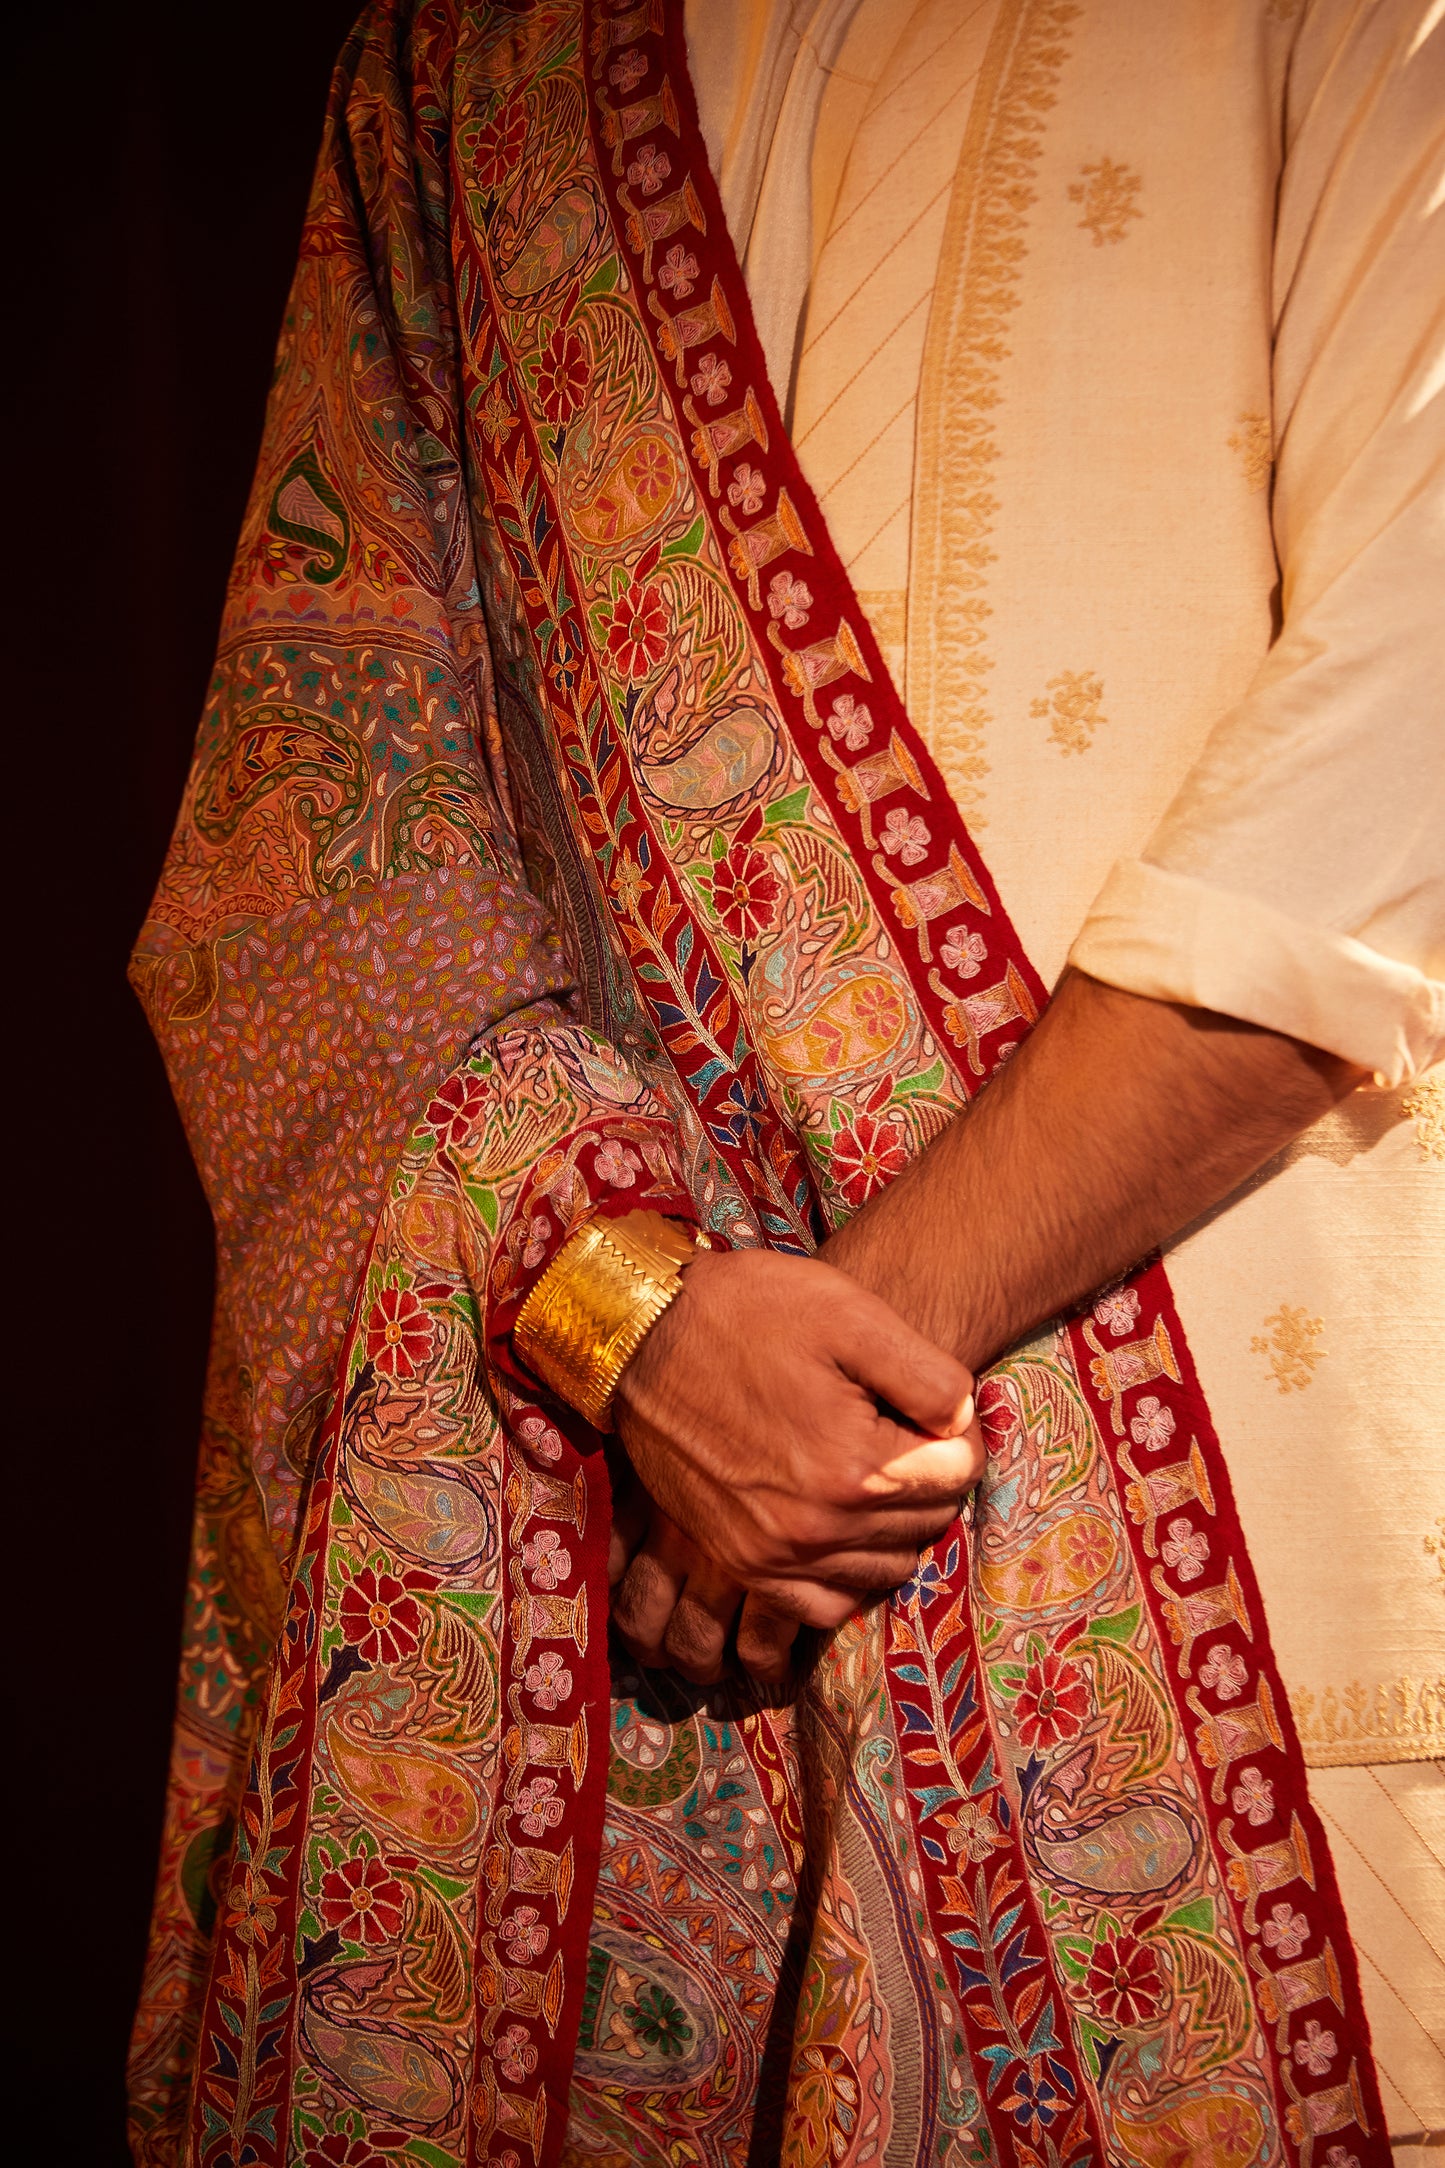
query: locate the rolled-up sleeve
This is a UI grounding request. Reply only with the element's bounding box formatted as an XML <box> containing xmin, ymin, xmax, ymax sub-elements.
<box><xmin>1070</xmin><ymin>0</ymin><xmax>1445</xmax><ymax>1086</ymax></box>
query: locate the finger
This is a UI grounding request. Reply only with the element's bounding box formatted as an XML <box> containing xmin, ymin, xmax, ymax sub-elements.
<box><xmin>612</xmin><ymin>1514</ymin><xmax>693</xmax><ymax>1666</ymax></box>
<box><xmin>745</xmin><ymin>1577</ymin><xmax>867</xmax><ymax>1632</ymax></box>
<box><xmin>833</xmin><ymin>1288</ymin><xmax>977</xmax><ymax>1445</ymax></box>
<box><xmin>734</xmin><ymin>1593</ymin><xmax>801</xmax><ymax>1685</ymax></box>
<box><xmin>778</xmin><ymin>1546</ymin><xmax>933</xmax><ymax>1594</ymax></box>
<box><xmin>663</xmin><ymin>1556</ymin><xmax>744</xmax><ymax>1686</ymax></box>
<box><xmin>607</xmin><ymin>1471</ymin><xmax>650</xmax><ymax>1587</ymax></box>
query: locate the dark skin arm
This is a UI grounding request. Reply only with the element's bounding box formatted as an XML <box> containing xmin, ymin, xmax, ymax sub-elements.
<box><xmin>612</xmin><ymin>968</ymin><xmax>1366</xmax><ymax>1679</ymax></box>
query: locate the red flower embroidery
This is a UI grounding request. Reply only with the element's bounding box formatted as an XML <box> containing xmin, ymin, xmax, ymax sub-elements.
<box><xmin>1013</xmin><ymin>1652</ymin><xmax>1089</xmax><ymax>1749</ymax></box>
<box><xmin>339</xmin><ymin>1568</ymin><xmax>423</xmax><ymax>1665</ymax></box>
<box><xmin>710</xmin><ymin>843</ymin><xmax>781</xmax><ymax>941</ymax></box>
<box><xmin>829</xmin><ymin>1116</ymin><xmax>910</xmax><ymax>1209</ymax></box>
<box><xmin>535</xmin><ymin>327</ymin><xmax>589</xmax><ymax>422</ymax></box>
<box><xmin>474</xmin><ymin>103</ymin><xmax>525</xmax><ymax>190</ymax></box>
<box><xmin>426</xmin><ymin>1071</ymin><xmax>488</xmax><ymax>1147</ymax></box>
<box><xmin>317</xmin><ymin>1854</ymin><xmax>406</xmax><ymax>1947</ymax></box>
<box><xmin>365</xmin><ymin>1285</ymin><xmax>435</xmax><ymax>1379</ymax></box>
<box><xmin>1086</xmin><ymin>1931</ymin><xmax>1164</xmax><ymax>2026</ymax></box>
<box><xmin>605</xmin><ymin>576</ymin><xmax>669</xmax><ymax>680</ymax></box>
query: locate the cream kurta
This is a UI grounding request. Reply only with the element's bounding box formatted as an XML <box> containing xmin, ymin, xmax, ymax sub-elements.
<box><xmin>688</xmin><ymin>0</ymin><xmax>1445</xmax><ymax>2145</ymax></box>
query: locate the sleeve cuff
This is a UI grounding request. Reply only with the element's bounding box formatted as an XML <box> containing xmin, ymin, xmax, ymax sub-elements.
<box><xmin>1068</xmin><ymin>858</ymin><xmax>1445</xmax><ymax>1086</ymax></box>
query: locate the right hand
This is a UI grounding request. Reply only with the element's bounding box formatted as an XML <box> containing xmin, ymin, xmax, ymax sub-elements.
<box><xmin>611</xmin><ymin>1246</ymin><xmax>982</xmax><ymax>1620</ymax></box>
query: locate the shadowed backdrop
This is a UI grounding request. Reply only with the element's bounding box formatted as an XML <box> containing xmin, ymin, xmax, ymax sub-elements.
<box><xmin>10</xmin><ymin>3</ymin><xmax>361</xmax><ymax>2156</ymax></box>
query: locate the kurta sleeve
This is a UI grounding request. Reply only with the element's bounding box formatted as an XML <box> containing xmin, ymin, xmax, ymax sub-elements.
<box><xmin>131</xmin><ymin>4</ymin><xmax>582</xmax><ymax>1541</ymax></box>
<box><xmin>1069</xmin><ymin>0</ymin><xmax>1445</xmax><ymax>1085</ymax></box>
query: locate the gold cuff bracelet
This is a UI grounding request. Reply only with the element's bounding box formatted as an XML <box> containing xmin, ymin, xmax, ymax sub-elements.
<box><xmin>512</xmin><ymin>1208</ymin><xmax>708</xmax><ymax>1431</ymax></box>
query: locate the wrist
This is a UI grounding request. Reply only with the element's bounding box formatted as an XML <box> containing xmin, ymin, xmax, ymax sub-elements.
<box><xmin>513</xmin><ymin>1209</ymin><xmax>708</xmax><ymax>1430</ymax></box>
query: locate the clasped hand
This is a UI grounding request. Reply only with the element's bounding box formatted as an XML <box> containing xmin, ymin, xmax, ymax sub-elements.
<box><xmin>608</xmin><ymin>1247</ymin><xmax>982</xmax><ymax>1685</ymax></box>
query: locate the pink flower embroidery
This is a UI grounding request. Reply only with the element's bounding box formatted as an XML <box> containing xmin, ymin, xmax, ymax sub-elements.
<box><xmin>1324</xmin><ymin>2151</ymin><xmax>1361</xmax><ymax>2168</ymax></box>
<box><xmin>690</xmin><ymin>353</ymin><xmax>731</xmax><ymax>405</ymax></box>
<box><xmin>609</xmin><ymin>48</ymin><xmax>647</xmax><ymax>93</ymax></box>
<box><xmin>516</xmin><ymin>1412</ymin><xmax>562</xmax><ymax>1464</ymax></box>
<box><xmin>525</xmin><ymin>1650</ymin><xmax>573</xmax><ymax>1711</ymax></box>
<box><xmin>513</xmin><ymin>1776</ymin><xmax>564</xmax><ymax>1837</ymax></box>
<box><xmin>1294</xmin><ymin>2019</ymin><xmax>1338</xmax><ymax>2076</ymax></box>
<box><xmin>1231</xmin><ymin>1765</ymin><xmax>1275</xmax><ymax>1827</ymax></box>
<box><xmin>1160</xmin><ymin>1516</ymin><xmax>1210</xmax><ymax>1583</ymax></box>
<box><xmin>1262</xmin><ymin>1903</ymin><xmax>1309</xmax><ymax>1959</ymax></box>
<box><xmin>658</xmin><ymin>244</ymin><xmax>698</xmax><ymax>298</ymax></box>
<box><xmin>940</xmin><ymin>926</ymin><xmax>987</xmax><ymax>980</ymax></box>
<box><xmin>728</xmin><ymin>462</ymin><xmax>766</xmax><ymax>515</ymax></box>
<box><xmin>499</xmin><ymin>1904</ymin><xmax>549</xmax><ymax>1963</ymax></box>
<box><xmin>626</xmin><ymin>143</ymin><xmax>671</xmax><ymax>196</ymax></box>
<box><xmin>521</xmin><ymin>1213</ymin><xmax>551</xmax><ymax>1270</ymax></box>
<box><xmin>826</xmin><ymin>694</ymin><xmax>873</xmax><ymax>750</ymax></box>
<box><xmin>1199</xmin><ymin>1642</ymin><xmax>1248</xmax><ymax>1701</ymax></box>
<box><xmin>880</xmin><ymin>808</ymin><xmax>931</xmax><ymax>866</ymax></box>
<box><xmin>1092</xmin><ymin>1285</ymin><xmax>1140</xmax><ymax>1336</ymax></box>
<box><xmin>767</xmin><ymin>570</ymin><xmax>812</xmax><ymax>628</ymax></box>
<box><xmin>497</xmin><ymin>2023</ymin><xmax>537</xmax><ymax>2084</ymax></box>
<box><xmin>593</xmin><ymin>1138</ymin><xmax>641</xmax><ymax>1189</ymax></box>
<box><xmin>522</xmin><ymin>1528</ymin><xmax>572</xmax><ymax>1590</ymax></box>
<box><xmin>1129</xmin><ymin>1394</ymin><xmax>1176</xmax><ymax>1451</ymax></box>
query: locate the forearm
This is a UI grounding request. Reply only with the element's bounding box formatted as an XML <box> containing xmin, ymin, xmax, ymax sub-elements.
<box><xmin>822</xmin><ymin>969</ymin><xmax>1366</xmax><ymax>1373</ymax></box>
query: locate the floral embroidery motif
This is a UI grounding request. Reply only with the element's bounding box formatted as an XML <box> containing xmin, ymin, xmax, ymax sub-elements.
<box><xmin>1231</xmin><ymin>1765</ymin><xmax>1275</xmax><ymax>1826</ymax></box>
<box><xmin>496</xmin><ymin>2023</ymin><xmax>537</xmax><ymax>2084</ymax></box>
<box><xmin>1294</xmin><ymin>2019</ymin><xmax>1339</xmax><ymax>2076</ymax></box>
<box><xmin>727</xmin><ymin>461</ymin><xmax>766</xmax><ymax>514</ymax></box>
<box><xmin>521</xmin><ymin>1528</ymin><xmax>572</xmax><ymax>1589</ymax></box>
<box><xmin>1160</xmin><ymin>1515</ymin><xmax>1209</xmax><ymax>1582</ymax></box>
<box><xmin>1013</xmin><ymin>1652</ymin><xmax>1089</xmax><ymax>1748</ymax></box>
<box><xmin>880</xmin><ymin>808</ymin><xmax>931</xmax><ymax>865</ymax></box>
<box><xmin>1262</xmin><ymin>1902</ymin><xmax>1311</xmax><ymax>1959</ymax></box>
<box><xmin>1402</xmin><ymin>1071</ymin><xmax>1445</xmax><ymax>1160</ymax></box>
<box><xmin>1086</xmin><ymin>1931</ymin><xmax>1165</xmax><ymax>2026</ymax></box>
<box><xmin>1068</xmin><ymin>157</ymin><xmax>1143</xmax><ymax>246</ymax></box>
<box><xmin>1032</xmin><ymin>668</ymin><xmax>1107</xmax><ymax>755</ymax></box>
<box><xmin>1251</xmin><ymin>1302</ymin><xmax>1326</xmax><ymax>1393</ymax></box>
<box><xmin>767</xmin><ymin>570</ymin><xmax>813</xmax><ymax>627</ymax></box>
<box><xmin>317</xmin><ymin>1855</ymin><xmax>406</xmax><ymax>1946</ymax></box>
<box><xmin>625</xmin><ymin>143</ymin><xmax>670</xmax><ymax>196</ymax></box>
<box><xmin>609</xmin><ymin>47</ymin><xmax>647</xmax><ymax>93</ymax></box>
<box><xmin>479</xmin><ymin>379</ymin><xmax>517</xmax><ymax>451</ymax></box>
<box><xmin>524</xmin><ymin>1650</ymin><xmax>573</xmax><ymax>1710</ymax></box>
<box><xmin>605</xmin><ymin>575</ymin><xmax>669</xmax><ymax>680</ymax></box>
<box><xmin>339</xmin><ymin>1568</ymin><xmax>423</xmax><ymax>1662</ymax></box>
<box><xmin>1228</xmin><ymin>410</ymin><xmax>1273</xmax><ymax>492</ymax></box>
<box><xmin>1129</xmin><ymin>1394</ymin><xmax>1176</xmax><ymax>1451</ymax></box>
<box><xmin>535</xmin><ymin>326</ymin><xmax>591</xmax><ymax>422</ymax></box>
<box><xmin>709</xmin><ymin>843</ymin><xmax>782</xmax><ymax>940</ymax></box>
<box><xmin>592</xmin><ymin>1138</ymin><xmax>641</xmax><ymax>1188</ymax></box>
<box><xmin>689</xmin><ymin>353</ymin><xmax>731</xmax><ymax>405</ymax></box>
<box><xmin>499</xmin><ymin>1905</ymin><xmax>550</xmax><ymax>1963</ymax></box>
<box><xmin>1093</xmin><ymin>1284</ymin><xmax>1140</xmax><ymax>1337</ymax></box>
<box><xmin>363</xmin><ymin>1287</ymin><xmax>434</xmax><ymax>1380</ymax></box>
<box><xmin>825</xmin><ymin>693</ymin><xmax>873</xmax><ymax>749</ymax></box>
<box><xmin>829</xmin><ymin>1115</ymin><xmax>910</xmax><ymax>1208</ymax></box>
<box><xmin>1199</xmin><ymin>1642</ymin><xmax>1248</xmax><ymax>1702</ymax></box>
<box><xmin>512</xmin><ymin>1776</ymin><xmax>564</xmax><ymax>1837</ymax></box>
<box><xmin>657</xmin><ymin>244</ymin><xmax>699</xmax><ymax>298</ymax></box>
<box><xmin>941</xmin><ymin>925</ymin><xmax>988</xmax><ymax>979</ymax></box>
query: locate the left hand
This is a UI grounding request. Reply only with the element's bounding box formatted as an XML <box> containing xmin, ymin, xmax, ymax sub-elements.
<box><xmin>610</xmin><ymin>1494</ymin><xmax>861</xmax><ymax>1685</ymax></box>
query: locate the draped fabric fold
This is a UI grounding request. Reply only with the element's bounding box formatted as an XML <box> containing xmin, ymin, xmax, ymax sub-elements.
<box><xmin>130</xmin><ymin>4</ymin><xmax>1393</xmax><ymax>2164</ymax></box>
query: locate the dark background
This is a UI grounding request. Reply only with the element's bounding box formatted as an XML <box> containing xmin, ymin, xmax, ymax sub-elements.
<box><xmin>11</xmin><ymin>3</ymin><xmax>360</xmax><ymax>2157</ymax></box>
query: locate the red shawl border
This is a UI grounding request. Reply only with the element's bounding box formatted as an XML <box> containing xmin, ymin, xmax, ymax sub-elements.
<box><xmin>576</xmin><ymin>2</ymin><xmax>1387</xmax><ymax>2163</ymax></box>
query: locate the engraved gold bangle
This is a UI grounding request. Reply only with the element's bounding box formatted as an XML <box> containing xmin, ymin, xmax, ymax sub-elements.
<box><xmin>512</xmin><ymin>1208</ymin><xmax>708</xmax><ymax>1432</ymax></box>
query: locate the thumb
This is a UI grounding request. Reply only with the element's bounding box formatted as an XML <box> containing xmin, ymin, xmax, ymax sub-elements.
<box><xmin>834</xmin><ymin>1282</ymin><xmax>977</xmax><ymax>1440</ymax></box>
